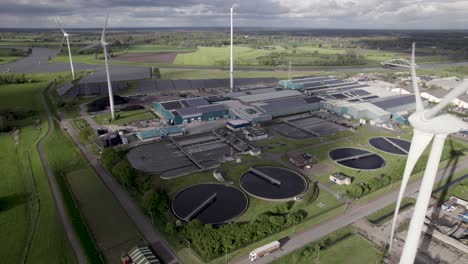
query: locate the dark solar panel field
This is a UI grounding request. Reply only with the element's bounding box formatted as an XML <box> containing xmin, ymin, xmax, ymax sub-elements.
<box><xmin>372</xmin><ymin>95</ymin><xmax>415</xmax><ymax>110</ymax></box>
<box><xmin>135</xmin><ymin>77</ymin><xmax>277</xmax><ymax>93</ymax></box>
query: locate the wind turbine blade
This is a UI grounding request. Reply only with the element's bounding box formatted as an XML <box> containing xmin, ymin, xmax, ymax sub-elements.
<box><xmin>55</xmin><ymin>18</ymin><xmax>66</xmax><ymax>35</ymax></box>
<box><xmin>101</xmin><ymin>14</ymin><xmax>109</xmax><ymax>43</ymax></box>
<box><xmin>78</xmin><ymin>43</ymin><xmax>100</xmax><ymax>53</ymax></box>
<box><xmin>424</xmin><ymin>81</ymin><xmax>468</xmax><ymax>119</ymax></box>
<box><xmin>60</xmin><ymin>35</ymin><xmax>66</xmax><ymax>52</ymax></box>
<box><xmin>400</xmin><ymin>134</ymin><xmax>447</xmax><ymax>264</ymax></box>
<box><xmin>411</xmin><ymin>43</ymin><xmax>424</xmax><ymax>112</ymax></box>
<box><xmin>388</xmin><ymin>129</ymin><xmax>434</xmax><ymax>251</ymax></box>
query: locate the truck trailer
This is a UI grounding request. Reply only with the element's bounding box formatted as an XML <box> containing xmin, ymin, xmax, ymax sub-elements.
<box><xmin>249</xmin><ymin>240</ymin><xmax>280</xmax><ymax>261</ymax></box>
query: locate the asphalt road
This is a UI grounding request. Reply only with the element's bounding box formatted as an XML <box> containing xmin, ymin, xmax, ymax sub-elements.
<box><xmin>59</xmin><ymin>115</ymin><xmax>181</xmax><ymax>264</ymax></box>
<box><xmin>37</xmin><ymin>91</ymin><xmax>87</xmax><ymax>264</ymax></box>
<box><xmin>231</xmin><ymin>153</ymin><xmax>468</xmax><ymax>264</ymax></box>
<box><xmin>0</xmin><ymin>47</ymin><xmax>99</xmax><ymax>73</ymax></box>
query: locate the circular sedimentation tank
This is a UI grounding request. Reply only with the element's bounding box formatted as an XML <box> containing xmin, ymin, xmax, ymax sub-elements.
<box><xmin>329</xmin><ymin>147</ymin><xmax>385</xmax><ymax>170</ymax></box>
<box><xmin>171</xmin><ymin>183</ymin><xmax>248</xmax><ymax>225</ymax></box>
<box><xmin>369</xmin><ymin>137</ymin><xmax>411</xmax><ymax>155</ymax></box>
<box><xmin>240</xmin><ymin>166</ymin><xmax>307</xmax><ymax>201</ymax></box>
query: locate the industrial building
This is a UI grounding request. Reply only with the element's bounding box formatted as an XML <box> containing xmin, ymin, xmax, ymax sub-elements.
<box><xmin>136</xmin><ymin>126</ymin><xmax>185</xmax><ymax>141</ymax></box>
<box><xmin>152</xmin><ymin>76</ymin><xmax>422</xmax><ymax>127</ymax></box>
<box><xmin>154</xmin><ymin>97</ymin><xmax>230</xmax><ymax>125</ymax></box>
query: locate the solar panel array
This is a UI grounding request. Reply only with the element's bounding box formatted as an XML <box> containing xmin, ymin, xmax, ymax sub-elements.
<box><xmin>56</xmin><ymin>83</ymin><xmax>74</xmax><ymax>96</ymax></box>
<box><xmin>372</xmin><ymin>95</ymin><xmax>415</xmax><ymax>110</ymax></box>
<box><xmin>65</xmin><ymin>81</ymin><xmax>128</xmax><ymax>98</ymax></box>
<box><xmin>137</xmin><ymin>77</ymin><xmax>277</xmax><ymax>93</ymax></box>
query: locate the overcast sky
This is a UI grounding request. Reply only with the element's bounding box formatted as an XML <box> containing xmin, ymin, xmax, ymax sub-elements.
<box><xmin>1</xmin><ymin>0</ymin><xmax>468</xmax><ymax>29</ymax></box>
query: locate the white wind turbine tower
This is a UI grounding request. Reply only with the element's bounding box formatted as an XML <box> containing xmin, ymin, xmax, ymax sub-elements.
<box><xmin>388</xmin><ymin>43</ymin><xmax>468</xmax><ymax>263</ymax></box>
<box><xmin>56</xmin><ymin>18</ymin><xmax>75</xmax><ymax>80</ymax></box>
<box><xmin>79</xmin><ymin>15</ymin><xmax>115</xmax><ymax>120</ymax></box>
<box><xmin>230</xmin><ymin>5</ymin><xmax>234</xmax><ymax>92</ymax></box>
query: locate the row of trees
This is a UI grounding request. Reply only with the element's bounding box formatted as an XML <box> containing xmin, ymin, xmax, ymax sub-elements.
<box><xmin>101</xmin><ymin>148</ymin><xmax>137</xmax><ymax>189</ymax></box>
<box><xmin>0</xmin><ymin>73</ymin><xmax>35</xmax><ymax>84</ymax></box>
<box><xmin>183</xmin><ymin>210</ymin><xmax>306</xmax><ymax>259</ymax></box>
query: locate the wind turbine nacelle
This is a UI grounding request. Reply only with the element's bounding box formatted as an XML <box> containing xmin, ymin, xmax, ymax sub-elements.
<box><xmin>409</xmin><ymin>111</ymin><xmax>468</xmax><ymax>135</ymax></box>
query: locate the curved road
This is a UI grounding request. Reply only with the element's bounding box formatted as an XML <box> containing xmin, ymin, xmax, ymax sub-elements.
<box><xmin>37</xmin><ymin>90</ymin><xmax>86</xmax><ymax>263</ymax></box>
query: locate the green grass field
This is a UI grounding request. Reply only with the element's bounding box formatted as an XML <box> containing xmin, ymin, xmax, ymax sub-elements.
<box><xmin>93</xmin><ymin>109</ymin><xmax>156</xmax><ymax>125</ymax></box>
<box><xmin>272</xmin><ymin>233</ymin><xmax>381</xmax><ymax>264</ymax></box>
<box><xmin>127</xmin><ymin>44</ymin><xmax>195</xmax><ymax>53</ymax></box>
<box><xmin>0</xmin><ymin>74</ymin><xmax>77</xmax><ymax>263</ymax></box>
<box><xmin>173</xmin><ymin>46</ymin><xmax>285</xmax><ymax>66</ymax></box>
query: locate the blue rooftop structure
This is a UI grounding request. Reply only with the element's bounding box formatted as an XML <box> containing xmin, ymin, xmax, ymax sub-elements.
<box><xmin>136</xmin><ymin>126</ymin><xmax>185</xmax><ymax>141</ymax></box>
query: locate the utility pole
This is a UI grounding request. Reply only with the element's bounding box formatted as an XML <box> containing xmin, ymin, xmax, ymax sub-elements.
<box><xmin>230</xmin><ymin>6</ymin><xmax>234</xmax><ymax>92</ymax></box>
<box><xmin>288</xmin><ymin>61</ymin><xmax>292</xmax><ymax>80</ymax></box>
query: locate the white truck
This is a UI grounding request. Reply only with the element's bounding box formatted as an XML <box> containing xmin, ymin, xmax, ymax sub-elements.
<box><xmin>249</xmin><ymin>240</ymin><xmax>280</xmax><ymax>261</ymax></box>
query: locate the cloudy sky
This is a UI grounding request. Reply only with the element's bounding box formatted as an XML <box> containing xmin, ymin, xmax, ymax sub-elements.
<box><xmin>1</xmin><ymin>0</ymin><xmax>468</xmax><ymax>29</ymax></box>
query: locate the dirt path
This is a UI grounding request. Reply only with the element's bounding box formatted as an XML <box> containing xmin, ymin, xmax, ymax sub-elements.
<box><xmin>37</xmin><ymin>90</ymin><xmax>87</xmax><ymax>264</ymax></box>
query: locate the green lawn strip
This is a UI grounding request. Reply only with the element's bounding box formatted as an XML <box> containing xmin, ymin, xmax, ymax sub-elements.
<box><xmin>367</xmin><ymin>197</ymin><xmax>415</xmax><ymax>224</ymax></box>
<box><xmin>41</xmin><ymin>120</ymin><xmax>104</xmax><ymax>263</ymax></box>
<box><xmin>93</xmin><ymin>109</ymin><xmax>156</xmax><ymax>125</ymax></box>
<box><xmin>0</xmin><ymin>73</ymin><xmax>77</xmax><ymax>263</ymax></box>
<box><xmin>272</xmin><ymin>227</ymin><xmax>382</xmax><ymax>264</ymax></box>
<box><xmin>0</xmin><ymin>133</ymin><xmax>32</xmax><ymax>263</ymax></box>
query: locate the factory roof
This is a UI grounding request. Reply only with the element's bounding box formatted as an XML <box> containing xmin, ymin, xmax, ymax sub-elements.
<box><xmin>175</xmin><ymin>104</ymin><xmax>227</xmax><ymax>117</ymax></box>
<box><xmin>137</xmin><ymin>126</ymin><xmax>185</xmax><ymax>140</ymax></box>
<box><xmin>237</xmin><ymin>90</ymin><xmax>303</xmax><ymax>103</ymax></box>
<box><xmin>372</xmin><ymin>94</ymin><xmax>415</xmax><ymax>110</ymax></box>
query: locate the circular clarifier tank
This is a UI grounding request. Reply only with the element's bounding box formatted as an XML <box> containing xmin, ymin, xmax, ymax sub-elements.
<box><xmin>171</xmin><ymin>183</ymin><xmax>248</xmax><ymax>225</ymax></box>
<box><xmin>329</xmin><ymin>147</ymin><xmax>385</xmax><ymax>170</ymax></box>
<box><xmin>369</xmin><ymin>137</ymin><xmax>411</xmax><ymax>155</ymax></box>
<box><xmin>240</xmin><ymin>166</ymin><xmax>308</xmax><ymax>201</ymax></box>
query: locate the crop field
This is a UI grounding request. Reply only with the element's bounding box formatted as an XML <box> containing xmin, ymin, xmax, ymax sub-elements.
<box><xmin>173</xmin><ymin>46</ymin><xmax>285</xmax><ymax>65</ymax></box>
<box><xmin>0</xmin><ymin>74</ymin><xmax>76</xmax><ymax>263</ymax></box>
<box><xmin>93</xmin><ymin>109</ymin><xmax>156</xmax><ymax>125</ymax></box>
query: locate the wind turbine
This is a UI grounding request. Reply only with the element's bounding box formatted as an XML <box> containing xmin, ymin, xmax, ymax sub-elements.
<box><xmin>388</xmin><ymin>43</ymin><xmax>468</xmax><ymax>263</ymax></box>
<box><xmin>56</xmin><ymin>18</ymin><xmax>75</xmax><ymax>80</ymax></box>
<box><xmin>79</xmin><ymin>15</ymin><xmax>115</xmax><ymax>120</ymax></box>
<box><xmin>230</xmin><ymin>5</ymin><xmax>234</xmax><ymax>92</ymax></box>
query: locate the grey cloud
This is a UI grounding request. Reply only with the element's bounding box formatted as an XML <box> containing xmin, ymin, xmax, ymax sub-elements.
<box><xmin>0</xmin><ymin>0</ymin><xmax>468</xmax><ymax>28</ymax></box>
